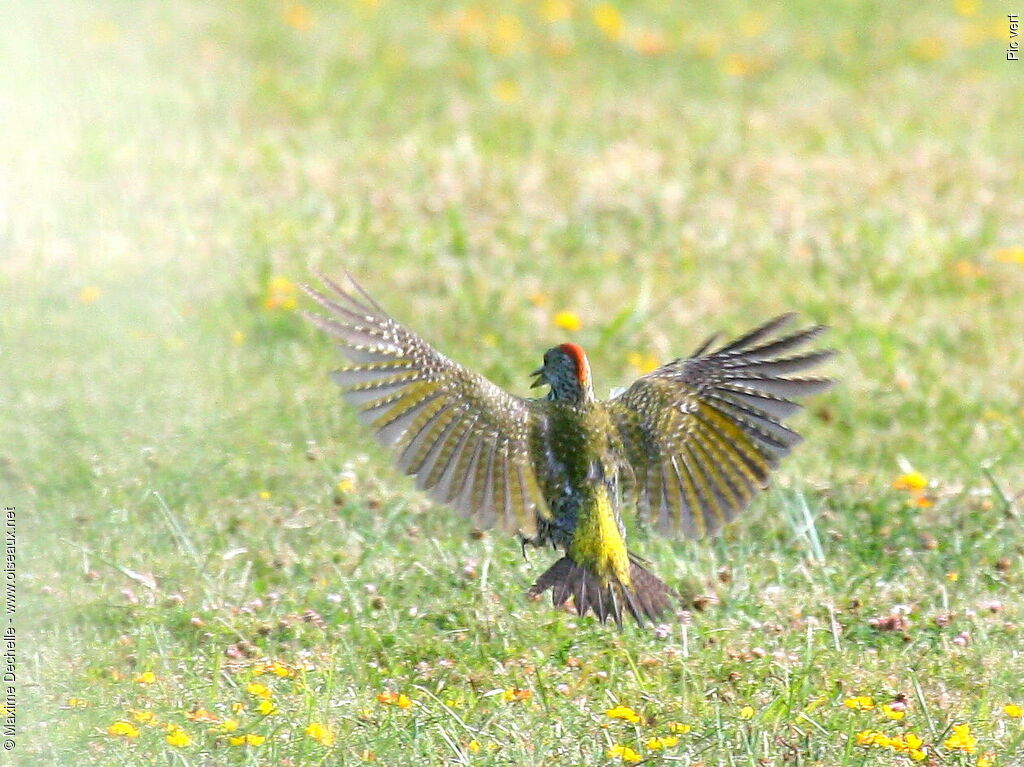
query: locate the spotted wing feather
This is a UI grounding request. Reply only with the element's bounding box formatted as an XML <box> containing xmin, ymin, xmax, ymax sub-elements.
<box><xmin>607</xmin><ymin>314</ymin><xmax>834</xmax><ymax>538</ymax></box>
<box><xmin>303</xmin><ymin>273</ymin><xmax>550</xmax><ymax>535</ymax></box>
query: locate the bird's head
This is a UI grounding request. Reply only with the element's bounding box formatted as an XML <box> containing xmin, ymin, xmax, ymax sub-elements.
<box><xmin>530</xmin><ymin>342</ymin><xmax>594</xmax><ymax>403</ymax></box>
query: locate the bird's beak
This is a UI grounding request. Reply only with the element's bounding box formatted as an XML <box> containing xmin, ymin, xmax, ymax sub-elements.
<box><xmin>529</xmin><ymin>366</ymin><xmax>546</xmax><ymax>389</ymax></box>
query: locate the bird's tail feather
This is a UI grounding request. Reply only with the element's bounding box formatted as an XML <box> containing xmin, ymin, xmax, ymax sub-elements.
<box><xmin>527</xmin><ymin>555</ymin><xmax>674</xmax><ymax>627</ymax></box>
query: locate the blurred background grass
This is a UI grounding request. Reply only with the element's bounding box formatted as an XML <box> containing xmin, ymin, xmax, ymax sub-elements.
<box><xmin>3</xmin><ymin>0</ymin><xmax>1023</xmax><ymax>765</ymax></box>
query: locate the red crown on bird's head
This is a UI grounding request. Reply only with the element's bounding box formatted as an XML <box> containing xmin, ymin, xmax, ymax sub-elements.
<box><xmin>555</xmin><ymin>342</ymin><xmax>589</xmax><ymax>385</ymax></box>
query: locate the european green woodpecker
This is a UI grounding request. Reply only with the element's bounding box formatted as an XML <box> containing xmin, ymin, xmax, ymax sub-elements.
<box><xmin>303</xmin><ymin>274</ymin><xmax>834</xmax><ymax>626</ymax></box>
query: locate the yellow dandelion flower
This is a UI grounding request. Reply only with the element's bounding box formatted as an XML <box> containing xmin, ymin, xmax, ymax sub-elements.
<box><xmin>592</xmin><ymin>3</ymin><xmax>623</xmax><ymax>41</ymax></box>
<box><xmin>605</xmin><ymin>705</ymin><xmax>641</xmax><ymax>723</ymax></box>
<box><xmin>186</xmin><ymin>708</ymin><xmax>219</xmax><ymax>723</ymax></box>
<box><xmin>129</xmin><ymin>709</ymin><xmax>157</xmax><ymax>725</ymax></box>
<box><xmin>666</xmin><ymin>722</ymin><xmax>692</xmax><ymax>734</ymax></box>
<box><xmin>270</xmin><ymin>661</ymin><xmax>294</xmax><ymax>678</ymax></box>
<box><xmin>645</xmin><ymin>735</ymin><xmax>679</xmax><ymax>749</ymax></box>
<box><xmin>607</xmin><ymin>744</ymin><xmax>642</xmax><ymax>763</ymax></box>
<box><xmin>229</xmin><ymin>733</ymin><xmax>266</xmax><ymax>746</ymax></box>
<box><xmin>910</xmin><ymin>748</ymin><xmax>927</xmax><ymax>761</ymax></box>
<box><xmin>107</xmin><ymin>721</ymin><xmax>141</xmax><ymax>739</ymax></box>
<box><xmin>246</xmin><ymin>682</ymin><xmax>272</xmax><ymax>698</ymax></box>
<box><xmin>67</xmin><ymin>697</ymin><xmax>89</xmax><ymax>708</ymax></box>
<box><xmin>910</xmin><ymin>37</ymin><xmax>946</xmax><ymax>61</ymax></box>
<box><xmin>377</xmin><ymin>691</ymin><xmax>413</xmax><ymax>708</ymax></box>
<box><xmin>258</xmin><ymin>490</ymin><xmax>271</xmax><ymax>500</ymax></box>
<box><xmin>722</xmin><ymin>53</ymin><xmax>748</xmax><ymax>77</ymax></box>
<box><xmin>306</xmin><ymin>721</ymin><xmax>335</xmax><ymax>746</ymax></box>
<box><xmin>855</xmin><ymin>729</ymin><xmax>881</xmax><ymax>746</ymax></box>
<box><xmin>995</xmin><ymin>246</ymin><xmax>1024</xmax><ymax>264</ymax></box>
<box><xmin>283</xmin><ymin>4</ymin><xmax>312</xmax><ymax>30</ymax></box>
<box><xmin>886</xmin><ymin>732</ymin><xmax>922</xmax><ymax>753</ymax></box>
<box><xmin>264</xmin><ymin>275</ymin><xmax>299</xmax><ymax>311</ymax></box>
<box><xmin>231</xmin><ymin>330</ymin><xmax>245</xmax><ymax>345</ymax></box>
<box><xmin>954</xmin><ymin>0</ymin><xmax>979</xmax><ymax>17</ymax></box>
<box><xmin>491</xmin><ymin>79</ymin><xmax>521</xmax><ymax>104</ymax></box>
<box><xmin>1004</xmin><ymin>703</ymin><xmax>1023</xmax><ymax>718</ymax></box>
<box><xmin>892</xmin><ymin>472</ymin><xmax>927</xmax><ymax>491</ymax></box>
<box><xmin>904</xmin><ymin>733</ymin><xmax>924</xmax><ymax>750</ymax></box>
<box><xmin>553</xmin><ymin>310</ymin><xmax>582</xmax><ymax>332</ymax></box>
<box><xmin>946</xmin><ymin>571</ymin><xmax>959</xmax><ymax>582</ymax></box>
<box><xmin>722</xmin><ymin>53</ymin><xmax>769</xmax><ymax>77</ymax></box>
<box><xmin>844</xmin><ymin>696</ymin><xmax>875</xmax><ymax>711</ymax></box>
<box><xmin>739</xmin><ymin>12</ymin><xmax>768</xmax><ymax>37</ymax></box>
<box><xmin>944</xmin><ymin>723</ymin><xmax>977</xmax><ymax>753</ymax></box>
<box><xmin>134</xmin><ymin>671</ymin><xmax>156</xmax><ymax>684</ymax></box>
<box><xmin>230</xmin><ymin>702</ymin><xmax>244</xmax><ymax>713</ymax></box>
<box><xmin>256</xmin><ymin>699</ymin><xmax>277</xmax><ymax>716</ymax></box>
<box><xmin>627</xmin><ymin>351</ymin><xmax>660</xmax><ymax>374</ymax></box>
<box><xmin>213</xmin><ymin>718</ymin><xmax>239</xmax><ymax>733</ymax></box>
<box><xmin>467</xmin><ymin>739</ymin><xmax>481</xmax><ymax>753</ymax></box>
<box><xmin>739</xmin><ymin>705</ymin><xmax>755</xmax><ymax>720</ymax></box>
<box><xmin>490</xmin><ymin>14</ymin><xmax>523</xmax><ymax>54</ymax></box>
<box><xmin>877</xmin><ymin>732</ymin><xmax>897</xmax><ymax>748</ymax></box>
<box><xmin>881</xmin><ymin>703</ymin><xmax>905</xmax><ymax>720</ymax></box>
<box><xmin>79</xmin><ymin>286</ymin><xmax>101</xmax><ymax>304</ymax></box>
<box><xmin>538</xmin><ymin>0</ymin><xmax>572</xmax><ymax>23</ymax></box>
<box><xmin>166</xmin><ymin>728</ymin><xmax>191</xmax><ymax>747</ymax></box>
<box><xmin>502</xmin><ymin>688</ymin><xmax>532</xmax><ymax>703</ymax></box>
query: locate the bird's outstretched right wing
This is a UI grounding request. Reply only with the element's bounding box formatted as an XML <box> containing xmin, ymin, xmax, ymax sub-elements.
<box><xmin>606</xmin><ymin>314</ymin><xmax>834</xmax><ymax>539</ymax></box>
<box><xmin>302</xmin><ymin>273</ymin><xmax>550</xmax><ymax>536</ymax></box>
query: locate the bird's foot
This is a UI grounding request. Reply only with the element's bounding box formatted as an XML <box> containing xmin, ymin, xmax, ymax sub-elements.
<box><xmin>516</xmin><ymin>532</ymin><xmax>540</xmax><ymax>561</ymax></box>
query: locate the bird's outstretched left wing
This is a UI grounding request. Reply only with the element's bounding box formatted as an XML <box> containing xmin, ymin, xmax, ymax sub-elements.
<box><xmin>606</xmin><ymin>314</ymin><xmax>834</xmax><ymax>538</ymax></box>
<box><xmin>302</xmin><ymin>274</ymin><xmax>550</xmax><ymax>536</ymax></box>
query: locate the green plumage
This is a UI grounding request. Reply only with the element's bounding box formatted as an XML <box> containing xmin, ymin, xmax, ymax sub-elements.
<box><xmin>303</xmin><ymin>274</ymin><xmax>834</xmax><ymax>626</ymax></box>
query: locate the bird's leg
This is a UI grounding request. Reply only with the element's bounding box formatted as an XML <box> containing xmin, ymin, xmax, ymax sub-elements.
<box><xmin>517</xmin><ymin>530</ymin><xmax>551</xmax><ymax>561</ymax></box>
<box><xmin>516</xmin><ymin>532</ymin><xmax>532</xmax><ymax>561</ymax></box>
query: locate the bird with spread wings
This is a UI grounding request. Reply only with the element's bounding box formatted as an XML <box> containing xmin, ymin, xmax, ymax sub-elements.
<box><xmin>303</xmin><ymin>273</ymin><xmax>834</xmax><ymax>626</ymax></box>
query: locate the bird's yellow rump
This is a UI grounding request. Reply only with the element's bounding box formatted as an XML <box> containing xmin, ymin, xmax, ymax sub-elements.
<box><xmin>569</xmin><ymin>484</ymin><xmax>631</xmax><ymax>589</ymax></box>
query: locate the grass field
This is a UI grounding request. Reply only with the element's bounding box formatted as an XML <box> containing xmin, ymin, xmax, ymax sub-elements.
<box><xmin>4</xmin><ymin>0</ymin><xmax>1024</xmax><ymax>764</ymax></box>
